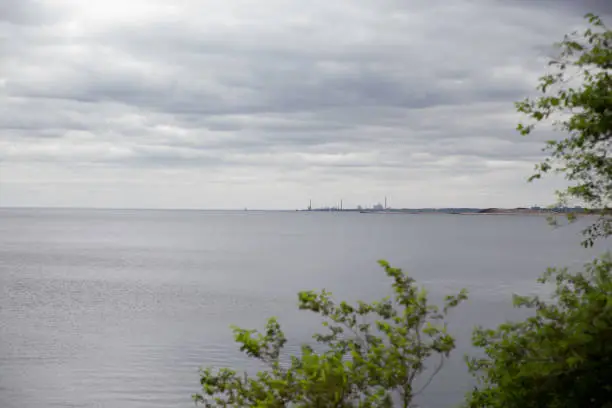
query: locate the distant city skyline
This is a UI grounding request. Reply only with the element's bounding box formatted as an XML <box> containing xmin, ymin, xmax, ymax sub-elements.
<box><xmin>302</xmin><ymin>200</ymin><xmax>584</xmax><ymax>212</ymax></box>
<box><xmin>0</xmin><ymin>192</ymin><xmax>579</xmax><ymax>211</ymax></box>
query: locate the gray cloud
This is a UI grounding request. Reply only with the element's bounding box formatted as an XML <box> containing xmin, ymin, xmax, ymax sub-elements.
<box><xmin>509</xmin><ymin>0</ymin><xmax>612</xmax><ymax>15</ymax></box>
<box><xmin>0</xmin><ymin>0</ymin><xmax>601</xmax><ymax>208</ymax></box>
<box><xmin>0</xmin><ymin>0</ymin><xmax>62</xmax><ymax>25</ymax></box>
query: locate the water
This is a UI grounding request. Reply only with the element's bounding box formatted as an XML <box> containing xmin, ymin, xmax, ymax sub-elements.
<box><xmin>0</xmin><ymin>208</ymin><xmax>606</xmax><ymax>407</ymax></box>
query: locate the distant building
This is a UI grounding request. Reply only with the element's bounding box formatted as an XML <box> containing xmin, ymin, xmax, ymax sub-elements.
<box><xmin>372</xmin><ymin>203</ymin><xmax>384</xmax><ymax>210</ymax></box>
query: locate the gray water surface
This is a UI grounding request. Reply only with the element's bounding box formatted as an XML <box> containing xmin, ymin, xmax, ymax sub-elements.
<box><xmin>0</xmin><ymin>209</ymin><xmax>606</xmax><ymax>407</ymax></box>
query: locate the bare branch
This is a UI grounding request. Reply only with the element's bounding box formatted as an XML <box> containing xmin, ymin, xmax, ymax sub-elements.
<box><xmin>413</xmin><ymin>354</ymin><xmax>445</xmax><ymax>396</ymax></box>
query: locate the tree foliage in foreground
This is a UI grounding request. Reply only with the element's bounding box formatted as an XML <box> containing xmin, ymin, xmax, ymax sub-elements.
<box><xmin>516</xmin><ymin>14</ymin><xmax>612</xmax><ymax>247</ymax></box>
<box><xmin>193</xmin><ymin>261</ymin><xmax>467</xmax><ymax>407</ymax></box>
<box><xmin>465</xmin><ymin>255</ymin><xmax>612</xmax><ymax>408</ymax></box>
<box><xmin>464</xmin><ymin>13</ymin><xmax>612</xmax><ymax>407</ymax></box>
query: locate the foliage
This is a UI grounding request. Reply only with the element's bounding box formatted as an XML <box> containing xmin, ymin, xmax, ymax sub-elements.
<box><xmin>465</xmin><ymin>254</ymin><xmax>612</xmax><ymax>408</ymax></box>
<box><xmin>516</xmin><ymin>13</ymin><xmax>612</xmax><ymax>247</ymax></box>
<box><xmin>193</xmin><ymin>261</ymin><xmax>467</xmax><ymax>407</ymax></box>
<box><xmin>464</xmin><ymin>15</ymin><xmax>612</xmax><ymax>407</ymax></box>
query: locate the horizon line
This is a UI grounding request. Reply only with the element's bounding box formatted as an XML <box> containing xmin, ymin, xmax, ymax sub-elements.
<box><xmin>0</xmin><ymin>205</ymin><xmax>557</xmax><ymax>212</ymax></box>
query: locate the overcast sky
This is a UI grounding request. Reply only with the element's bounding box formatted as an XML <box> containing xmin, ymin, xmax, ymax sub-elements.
<box><xmin>1</xmin><ymin>0</ymin><xmax>610</xmax><ymax>209</ymax></box>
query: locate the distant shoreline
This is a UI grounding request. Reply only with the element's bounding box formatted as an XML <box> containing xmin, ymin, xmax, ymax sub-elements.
<box><xmin>302</xmin><ymin>208</ymin><xmax>595</xmax><ymax>216</ymax></box>
<box><xmin>356</xmin><ymin>211</ymin><xmax>580</xmax><ymax>216</ymax></box>
<box><xmin>0</xmin><ymin>207</ymin><xmax>597</xmax><ymax>215</ymax></box>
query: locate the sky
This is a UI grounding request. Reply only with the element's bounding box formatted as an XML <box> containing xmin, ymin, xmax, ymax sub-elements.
<box><xmin>1</xmin><ymin>0</ymin><xmax>611</xmax><ymax>210</ymax></box>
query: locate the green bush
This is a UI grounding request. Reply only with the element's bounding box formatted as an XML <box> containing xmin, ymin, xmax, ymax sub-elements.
<box><xmin>193</xmin><ymin>261</ymin><xmax>467</xmax><ymax>407</ymax></box>
<box><xmin>466</xmin><ymin>255</ymin><xmax>612</xmax><ymax>408</ymax></box>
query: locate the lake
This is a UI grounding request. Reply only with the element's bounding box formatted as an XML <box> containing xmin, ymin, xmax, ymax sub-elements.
<box><xmin>0</xmin><ymin>208</ymin><xmax>606</xmax><ymax>407</ymax></box>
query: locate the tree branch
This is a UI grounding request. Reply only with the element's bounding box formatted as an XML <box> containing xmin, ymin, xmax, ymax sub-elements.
<box><xmin>413</xmin><ymin>354</ymin><xmax>445</xmax><ymax>397</ymax></box>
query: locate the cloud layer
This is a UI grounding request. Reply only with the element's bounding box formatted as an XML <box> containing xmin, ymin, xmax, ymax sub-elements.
<box><xmin>1</xmin><ymin>0</ymin><xmax>609</xmax><ymax>209</ymax></box>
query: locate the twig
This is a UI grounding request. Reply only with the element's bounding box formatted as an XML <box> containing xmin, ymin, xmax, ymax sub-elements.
<box><xmin>413</xmin><ymin>354</ymin><xmax>445</xmax><ymax>396</ymax></box>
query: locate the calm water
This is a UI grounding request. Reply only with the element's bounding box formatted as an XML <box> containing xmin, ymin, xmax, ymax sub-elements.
<box><xmin>0</xmin><ymin>208</ymin><xmax>606</xmax><ymax>407</ymax></box>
